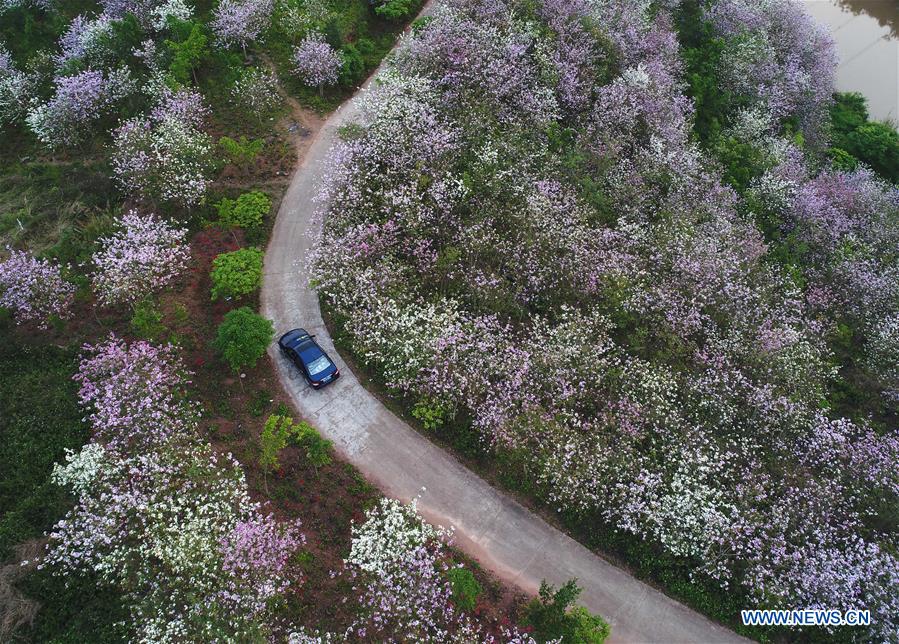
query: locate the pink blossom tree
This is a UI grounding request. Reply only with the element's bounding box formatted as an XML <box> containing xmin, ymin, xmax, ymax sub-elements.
<box><xmin>90</xmin><ymin>210</ymin><xmax>192</xmax><ymax>307</ymax></box>
<box><xmin>111</xmin><ymin>88</ymin><xmax>216</xmax><ymax>207</ymax></box>
<box><xmin>0</xmin><ymin>248</ymin><xmax>74</xmax><ymax>327</ymax></box>
<box><xmin>43</xmin><ymin>335</ymin><xmax>306</xmax><ymax>640</ymax></box>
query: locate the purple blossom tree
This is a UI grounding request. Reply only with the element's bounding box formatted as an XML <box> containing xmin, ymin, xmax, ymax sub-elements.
<box><xmin>44</xmin><ymin>335</ymin><xmax>306</xmax><ymax>640</ymax></box>
<box><xmin>211</xmin><ymin>0</ymin><xmax>274</xmax><ymax>53</ymax></box>
<box><xmin>0</xmin><ymin>248</ymin><xmax>74</xmax><ymax>327</ymax></box>
<box><xmin>99</xmin><ymin>0</ymin><xmax>190</xmax><ymax>29</ymax></box>
<box><xmin>293</xmin><ymin>33</ymin><xmax>340</xmax><ymax>94</ymax></box>
<box><xmin>707</xmin><ymin>0</ymin><xmax>837</xmax><ymax>145</ymax></box>
<box><xmin>111</xmin><ymin>88</ymin><xmax>215</xmax><ymax>207</ymax></box>
<box><xmin>56</xmin><ymin>12</ymin><xmax>115</xmax><ymax>68</ymax></box>
<box><xmin>0</xmin><ymin>45</ymin><xmax>32</xmax><ymax>127</ymax></box>
<box><xmin>91</xmin><ymin>210</ymin><xmax>192</xmax><ymax>307</ymax></box>
<box><xmin>26</xmin><ymin>67</ymin><xmax>135</xmax><ymax>148</ymax></box>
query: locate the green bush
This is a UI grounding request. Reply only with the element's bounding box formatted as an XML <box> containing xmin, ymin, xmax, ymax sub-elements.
<box><xmin>291</xmin><ymin>420</ymin><xmax>333</xmax><ymax>473</ymax></box>
<box><xmin>844</xmin><ymin>122</ymin><xmax>899</xmax><ymax>182</ymax></box>
<box><xmin>213</xmin><ymin>306</ymin><xmax>274</xmax><ymax>371</ymax></box>
<box><xmin>210</xmin><ymin>247</ymin><xmax>263</xmax><ymax>300</ymax></box>
<box><xmin>375</xmin><ymin>0</ymin><xmax>417</xmax><ymax>21</ymax></box>
<box><xmin>830</xmin><ymin>92</ymin><xmax>899</xmax><ymax>183</ymax></box>
<box><xmin>828</xmin><ymin>147</ymin><xmax>859</xmax><ymax>172</ymax></box>
<box><xmin>524</xmin><ymin>580</ymin><xmax>610</xmax><ymax>643</ymax></box>
<box><xmin>411</xmin><ymin>396</ymin><xmax>449</xmax><ymax>431</ymax></box>
<box><xmin>339</xmin><ymin>43</ymin><xmax>366</xmax><ymax>86</ymax></box>
<box><xmin>165</xmin><ymin>20</ymin><xmax>210</xmax><ymax>85</ymax></box>
<box><xmin>130</xmin><ymin>299</ymin><xmax>166</xmax><ymax>340</ymax></box>
<box><xmin>258</xmin><ymin>414</ymin><xmax>293</xmax><ymax>491</ymax></box>
<box><xmin>219</xmin><ymin>136</ymin><xmax>265</xmax><ymax>172</ymax></box>
<box><xmin>446</xmin><ymin>567</ymin><xmax>482</xmax><ymax>612</ymax></box>
<box><xmin>216</xmin><ymin>190</ymin><xmax>271</xmax><ymax>229</ymax></box>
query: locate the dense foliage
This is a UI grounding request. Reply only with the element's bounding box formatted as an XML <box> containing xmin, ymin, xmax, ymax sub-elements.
<box><xmin>210</xmin><ymin>246</ymin><xmax>264</xmax><ymax>300</ymax></box>
<box><xmin>216</xmin><ymin>189</ymin><xmax>271</xmax><ymax>230</ymax></box>
<box><xmin>312</xmin><ymin>0</ymin><xmax>899</xmax><ymax>638</ymax></box>
<box><xmin>214</xmin><ymin>305</ymin><xmax>274</xmax><ymax>371</ymax></box>
<box><xmin>828</xmin><ymin>92</ymin><xmax>899</xmax><ymax>183</ymax></box>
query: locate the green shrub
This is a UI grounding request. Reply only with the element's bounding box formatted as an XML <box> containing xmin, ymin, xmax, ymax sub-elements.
<box><xmin>712</xmin><ymin>134</ymin><xmax>772</xmax><ymax>194</ymax></box>
<box><xmin>259</xmin><ymin>414</ymin><xmax>293</xmax><ymax>491</ymax></box>
<box><xmin>411</xmin><ymin>396</ymin><xmax>449</xmax><ymax>430</ymax></box>
<box><xmin>828</xmin><ymin>147</ymin><xmax>859</xmax><ymax>172</ymax></box>
<box><xmin>524</xmin><ymin>580</ymin><xmax>610</xmax><ymax>643</ymax></box>
<box><xmin>216</xmin><ymin>190</ymin><xmax>271</xmax><ymax>229</ymax></box>
<box><xmin>339</xmin><ymin>43</ymin><xmax>366</xmax><ymax>86</ymax></box>
<box><xmin>446</xmin><ymin>567</ymin><xmax>482</xmax><ymax>612</ymax></box>
<box><xmin>291</xmin><ymin>420</ymin><xmax>333</xmax><ymax>473</ymax></box>
<box><xmin>210</xmin><ymin>247</ymin><xmax>263</xmax><ymax>300</ymax></box>
<box><xmin>845</xmin><ymin>122</ymin><xmax>899</xmax><ymax>182</ymax></box>
<box><xmin>130</xmin><ymin>299</ymin><xmax>166</xmax><ymax>340</ymax></box>
<box><xmin>165</xmin><ymin>20</ymin><xmax>210</xmax><ymax>85</ymax></box>
<box><xmin>830</xmin><ymin>92</ymin><xmax>899</xmax><ymax>183</ymax></box>
<box><xmin>375</xmin><ymin>0</ymin><xmax>417</xmax><ymax>21</ymax></box>
<box><xmin>219</xmin><ymin>136</ymin><xmax>265</xmax><ymax>172</ymax></box>
<box><xmin>213</xmin><ymin>306</ymin><xmax>274</xmax><ymax>371</ymax></box>
<box><xmin>569</xmin><ymin>606</ymin><xmax>612</xmax><ymax>644</ymax></box>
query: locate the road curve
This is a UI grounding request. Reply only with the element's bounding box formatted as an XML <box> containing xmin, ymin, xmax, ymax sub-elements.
<box><xmin>261</xmin><ymin>15</ymin><xmax>748</xmax><ymax>644</ymax></box>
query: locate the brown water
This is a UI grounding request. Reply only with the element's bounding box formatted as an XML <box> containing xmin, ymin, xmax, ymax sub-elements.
<box><xmin>804</xmin><ymin>0</ymin><xmax>898</xmax><ymax>121</ymax></box>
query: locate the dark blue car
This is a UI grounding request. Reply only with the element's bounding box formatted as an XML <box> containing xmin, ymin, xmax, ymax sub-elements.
<box><xmin>278</xmin><ymin>328</ymin><xmax>340</xmax><ymax>389</ymax></box>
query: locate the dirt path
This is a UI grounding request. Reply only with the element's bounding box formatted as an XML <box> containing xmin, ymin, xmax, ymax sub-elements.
<box><xmin>261</xmin><ymin>9</ymin><xmax>748</xmax><ymax>643</ymax></box>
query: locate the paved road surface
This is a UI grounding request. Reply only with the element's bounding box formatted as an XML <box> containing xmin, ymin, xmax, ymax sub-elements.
<box><xmin>261</xmin><ymin>13</ymin><xmax>748</xmax><ymax>644</ymax></box>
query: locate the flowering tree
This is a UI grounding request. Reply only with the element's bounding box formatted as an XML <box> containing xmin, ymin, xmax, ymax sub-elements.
<box><xmin>99</xmin><ymin>0</ymin><xmax>192</xmax><ymax>29</ymax></box>
<box><xmin>211</xmin><ymin>0</ymin><xmax>273</xmax><ymax>53</ymax></box>
<box><xmin>707</xmin><ymin>0</ymin><xmax>837</xmax><ymax>145</ymax></box>
<box><xmin>0</xmin><ymin>248</ymin><xmax>74</xmax><ymax>327</ymax></box>
<box><xmin>0</xmin><ymin>46</ymin><xmax>33</xmax><ymax>127</ymax></box>
<box><xmin>111</xmin><ymin>88</ymin><xmax>216</xmax><ymax>207</ymax></box>
<box><xmin>149</xmin><ymin>0</ymin><xmax>193</xmax><ymax>29</ymax></box>
<box><xmin>43</xmin><ymin>335</ymin><xmax>305</xmax><ymax>641</ymax></box>
<box><xmin>26</xmin><ymin>67</ymin><xmax>135</xmax><ymax>148</ymax></box>
<box><xmin>74</xmin><ymin>336</ymin><xmax>195</xmax><ymax>450</ymax></box>
<box><xmin>293</xmin><ymin>497</ymin><xmax>539</xmax><ymax>642</ymax></box>
<box><xmin>56</xmin><ymin>12</ymin><xmax>116</xmax><ymax>69</ymax></box>
<box><xmin>309</xmin><ymin>0</ymin><xmax>899</xmax><ymax>637</ymax></box>
<box><xmin>91</xmin><ymin>210</ymin><xmax>191</xmax><ymax>307</ymax></box>
<box><xmin>230</xmin><ymin>66</ymin><xmax>280</xmax><ymax>120</ymax></box>
<box><xmin>293</xmin><ymin>34</ymin><xmax>340</xmax><ymax>94</ymax></box>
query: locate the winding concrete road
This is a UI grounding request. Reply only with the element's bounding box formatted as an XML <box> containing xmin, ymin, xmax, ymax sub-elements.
<box><xmin>261</xmin><ymin>17</ymin><xmax>748</xmax><ymax>644</ymax></box>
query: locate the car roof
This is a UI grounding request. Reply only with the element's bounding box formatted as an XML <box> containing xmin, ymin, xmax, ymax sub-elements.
<box><xmin>280</xmin><ymin>328</ymin><xmax>310</xmax><ymax>341</ymax></box>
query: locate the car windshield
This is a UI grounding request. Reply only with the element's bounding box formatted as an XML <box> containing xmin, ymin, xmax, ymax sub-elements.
<box><xmin>306</xmin><ymin>355</ymin><xmax>332</xmax><ymax>376</ymax></box>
